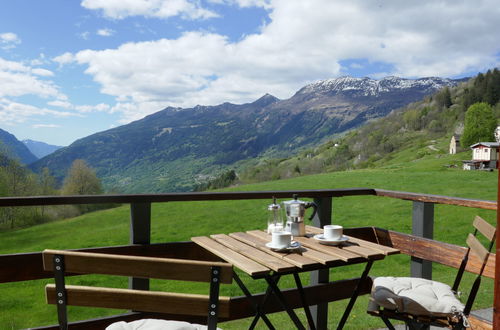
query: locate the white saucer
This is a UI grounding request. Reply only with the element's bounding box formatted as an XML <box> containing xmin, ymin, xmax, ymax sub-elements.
<box><xmin>265</xmin><ymin>241</ymin><xmax>301</xmax><ymax>251</ymax></box>
<box><xmin>313</xmin><ymin>234</ymin><xmax>349</xmax><ymax>246</ymax></box>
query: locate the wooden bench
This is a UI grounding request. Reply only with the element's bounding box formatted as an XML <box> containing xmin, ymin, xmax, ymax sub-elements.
<box><xmin>42</xmin><ymin>249</ymin><xmax>233</xmax><ymax>330</ymax></box>
<box><xmin>344</xmin><ymin>217</ymin><xmax>496</xmax><ymax>330</ymax></box>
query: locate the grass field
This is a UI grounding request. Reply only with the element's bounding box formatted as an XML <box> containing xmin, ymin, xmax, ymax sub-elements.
<box><xmin>0</xmin><ymin>149</ymin><xmax>497</xmax><ymax>329</ymax></box>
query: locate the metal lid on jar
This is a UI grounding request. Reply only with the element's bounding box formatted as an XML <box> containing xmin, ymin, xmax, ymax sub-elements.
<box><xmin>283</xmin><ymin>194</ymin><xmax>307</xmax><ymax>205</ymax></box>
<box><xmin>268</xmin><ymin>197</ymin><xmax>281</xmax><ymax>210</ymax></box>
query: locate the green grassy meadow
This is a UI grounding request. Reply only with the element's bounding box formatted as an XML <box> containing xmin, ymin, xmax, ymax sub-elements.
<box><xmin>0</xmin><ymin>150</ymin><xmax>497</xmax><ymax>329</ymax></box>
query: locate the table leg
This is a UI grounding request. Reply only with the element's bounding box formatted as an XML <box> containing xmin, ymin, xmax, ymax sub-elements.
<box><xmin>265</xmin><ymin>275</ymin><xmax>306</xmax><ymax>330</ymax></box>
<box><xmin>233</xmin><ymin>272</ymin><xmax>275</xmax><ymax>330</ymax></box>
<box><xmin>293</xmin><ymin>273</ymin><xmax>316</xmax><ymax>330</ymax></box>
<box><xmin>336</xmin><ymin>260</ymin><xmax>374</xmax><ymax>330</ymax></box>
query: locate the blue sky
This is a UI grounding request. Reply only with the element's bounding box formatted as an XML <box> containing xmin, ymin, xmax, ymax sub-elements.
<box><xmin>1</xmin><ymin>0</ymin><xmax>499</xmax><ymax>146</ymax></box>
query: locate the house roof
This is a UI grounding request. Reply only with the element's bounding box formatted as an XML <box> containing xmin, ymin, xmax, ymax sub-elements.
<box><xmin>470</xmin><ymin>142</ymin><xmax>500</xmax><ymax>149</ymax></box>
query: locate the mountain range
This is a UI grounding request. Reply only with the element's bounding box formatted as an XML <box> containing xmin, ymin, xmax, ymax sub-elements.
<box><xmin>29</xmin><ymin>76</ymin><xmax>462</xmax><ymax>192</ymax></box>
<box><xmin>0</xmin><ymin>128</ymin><xmax>38</xmax><ymax>165</ymax></box>
<box><xmin>22</xmin><ymin>140</ymin><xmax>62</xmax><ymax>159</ymax></box>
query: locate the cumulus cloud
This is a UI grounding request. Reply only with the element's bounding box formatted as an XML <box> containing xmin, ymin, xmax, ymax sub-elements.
<box><xmin>0</xmin><ymin>56</ymin><xmax>102</xmax><ymax>126</ymax></box>
<box><xmin>32</xmin><ymin>124</ymin><xmax>61</xmax><ymax>129</ymax></box>
<box><xmin>0</xmin><ymin>32</ymin><xmax>21</xmax><ymax>49</ymax></box>
<box><xmin>69</xmin><ymin>0</ymin><xmax>500</xmax><ymax>123</ymax></box>
<box><xmin>53</xmin><ymin>52</ymin><xmax>75</xmax><ymax>66</ymax></box>
<box><xmin>81</xmin><ymin>0</ymin><xmax>218</xmax><ymax>20</ymax></box>
<box><xmin>0</xmin><ymin>97</ymin><xmax>79</xmax><ymax>126</ymax></box>
<box><xmin>31</xmin><ymin>68</ymin><xmax>54</xmax><ymax>77</ymax></box>
<box><xmin>97</xmin><ymin>28</ymin><xmax>115</xmax><ymax>37</ymax></box>
<box><xmin>0</xmin><ymin>58</ymin><xmax>60</xmax><ymax>98</ymax></box>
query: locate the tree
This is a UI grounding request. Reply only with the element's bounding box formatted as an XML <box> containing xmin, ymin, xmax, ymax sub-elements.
<box><xmin>38</xmin><ymin>167</ymin><xmax>57</xmax><ymax>218</ymax></box>
<box><xmin>62</xmin><ymin>159</ymin><xmax>103</xmax><ymax>195</ymax></box>
<box><xmin>62</xmin><ymin>159</ymin><xmax>103</xmax><ymax>213</ymax></box>
<box><xmin>461</xmin><ymin>102</ymin><xmax>497</xmax><ymax>148</ymax></box>
<box><xmin>435</xmin><ymin>87</ymin><xmax>452</xmax><ymax>108</ymax></box>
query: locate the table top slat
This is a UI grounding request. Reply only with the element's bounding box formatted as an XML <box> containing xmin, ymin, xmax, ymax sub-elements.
<box><xmin>191</xmin><ymin>236</ymin><xmax>269</xmax><ymax>277</ymax></box>
<box><xmin>245</xmin><ymin>230</ymin><xmax>345</xmax><ymax>265</ymax></box>
<box><xmin>345</xmin><ymin>236</ymin><xmax>400</xmax><ymax>255</ymax></box>
<box><xmin>305</xmin><ymin>225</ymin><xmax>399</xmax><ymax>255</ymax></box>
<box><xmin>294</xmin><ymin>237</ymin><xmax>364</xmax><ymax>262</ymax></box>
<box><xmin>340</xmin><ymin>244</ymin><xmax>385</xmax><ymax>259</ymax></box>
<box><xmin>210</xmin><ymin>234</ymin><xmax>297</xmax><ymax>273</ymax></box>
<box><xmin>229</xmin><ymin>232</ymin><xmax>318</xmax><ymax>269</ymax></box>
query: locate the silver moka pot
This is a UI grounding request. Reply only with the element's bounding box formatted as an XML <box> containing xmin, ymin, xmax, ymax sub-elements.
<box><xmin>283</xmin><ymin>194</ymin><xmax>318</xmax><ymax>236</ymax></box>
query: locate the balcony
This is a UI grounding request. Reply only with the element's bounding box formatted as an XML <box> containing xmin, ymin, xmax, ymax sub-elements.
<box><xmin>0</xmin><ymin>188</ymin><xmax>496</xmax><ymax>329</ymax></box>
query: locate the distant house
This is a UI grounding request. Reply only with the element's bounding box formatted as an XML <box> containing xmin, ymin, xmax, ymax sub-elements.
<box><xmin>495</xmin><ymin>126</ymin><xmax>500</xmax><ymax>142</ymax></box>
<box><xmin>462</xmin><ymin>142</ymin><xmax>500</xmax><ymax>170</ymax></box>
<box><xmin>449</xmin><ymin>135</ymin><xmax>460</xmax><ymax>154</ymax></box>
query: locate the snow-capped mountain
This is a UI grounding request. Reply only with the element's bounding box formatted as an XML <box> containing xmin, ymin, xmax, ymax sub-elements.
<box><xmin>297</xmin><ymin>76</ymin><xmax>458</xmax><ymax>97</ymax></box>
<box><xmin>32</xmin><ymin>75</ymin><xmax>464</xmax><ymax>193</ymax></box>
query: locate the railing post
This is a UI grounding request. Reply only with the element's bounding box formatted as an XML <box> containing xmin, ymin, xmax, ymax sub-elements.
<box><xmin>411</xmin><ymin>201</ymin><xmax>434</xmax><ymax>280</ymax></box>
<box><xmin>129</xmin><ymin>202</ymin><xmax>151</xmax><ymax>290</ymax></box>
<box><xmin>310</xmin><ymin>197</ymin><xmax>332</xmax><ymax>330</ymax></box>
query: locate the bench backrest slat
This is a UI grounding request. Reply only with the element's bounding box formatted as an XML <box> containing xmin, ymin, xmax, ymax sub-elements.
<box><xmin>42</xmin><ymin>249</ymin><xmax>232</xmax><ymax>284</ymax></box>
<box><xmin>466</xmin><ymin>233</ymin><xmax>490</xmax><ymax>262</ymax></box>
<box><xmin>473</xmin><ymin>215</ymin><xmax>496</xmax><ymax>241</ymax></box>
<box><xmin>45</xmin><ymin>284</ymin><xmax>231</xmax><ymax>318</ymax></box>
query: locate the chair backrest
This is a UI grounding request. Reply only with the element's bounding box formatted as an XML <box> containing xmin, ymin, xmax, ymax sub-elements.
<box><xmin>42</xmin><ymin>249</ymin><xmax>233</xmax><ymax>330</ymax></box>
<box><xmin>451</xmin><ymin>216</ymin><xmax>496</xmax><ymax>315</ymax></box>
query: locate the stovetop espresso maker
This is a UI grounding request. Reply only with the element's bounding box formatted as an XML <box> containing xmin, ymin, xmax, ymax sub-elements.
<box><xmin>283</xmin><ymin>194</ymin><xmax>318</xmax><ymax>236</ymax></box>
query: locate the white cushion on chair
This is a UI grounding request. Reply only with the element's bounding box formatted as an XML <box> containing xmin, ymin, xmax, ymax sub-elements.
<box><xmin>106</xmin><ymin>319</ymin><xmax>218</xmax><ymax>330</ymax></box>
<box><xmin>371</xmin><ymin>277</ymin><xmax>464</xmax><ymax>317</ymax></box>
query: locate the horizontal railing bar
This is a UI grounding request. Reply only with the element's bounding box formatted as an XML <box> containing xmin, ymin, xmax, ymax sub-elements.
<box><xmin>0</xmin><ymin>188</ymin><xmax>375</xmax><ymax>207</ymax></box>
<box><xmin>0</xmin><ymin>188</ymin><xmax>495</xmax><ymax>210</ymax></box>
<box><xmin>374</xmin><ymin>189</ymin><xmax>497</xmax><ymax>210</ymax></box>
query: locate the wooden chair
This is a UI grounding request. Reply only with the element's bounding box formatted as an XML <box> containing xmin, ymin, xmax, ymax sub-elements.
<box><xmin>42</xmin><ymin>249</ymin><xmax>233</xmax><ymax>330</ymax></box>
<box><xmin>367</xmin><ymin>216</ymin><xmax>496</xmax><ymax>330</ymax></box>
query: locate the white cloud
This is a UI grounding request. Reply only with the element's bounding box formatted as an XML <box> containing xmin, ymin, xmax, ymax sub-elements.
<box><xmin>0</xmin><ymin>57</ymin><xmax>96</xmax><ymax>126</ymax></box>
<box><xmin>52</xmin><ymin>52</ymin><xmax>75</xmax><ymax>66</ymax></box>
<box><xmin>0</xmin><ymin>97</ymin><xmax>79</xmax><ymax>126</ymax></box>
<box><xmin>31</xmin><ymin>68</ymin><xmax>54</xmax><ymax>77</ymax></box>
<box><xmin>0</xmin><ymin>32</ymin><xmax>21</xmax><ymax>49</ymax></box>
<box><xmin>47</xmin><ymin>100</ymin><xmax>73</xmax><ymax>109</ymax></box>
<box><xmin>97</xmin><ymin>28</ymin><xmax>115</xmax><ymax>37</ymax></box>
<box><xmin>81</xmin><ymin>0</ymin><xmax>218</xmax><ymax>20</ymax></box>
<box><xmin>79</xmin><ymin>31</ymin><xmax>90</xmax><ymax>40</ymax></box>
<box><xmin>69</xmin><ymin>0</ymin><xmax>500</xmax><ymax>124</ymax></box>
<box><xmin>0</xmin><ymin>58</ymin><xmax>60</xmax><ymax>98</ymax></box>
<box><xmin>48</xmin><ymin>99</ymin><xmax>111</xmax><ymax>114</ymax></box>
<box><xmin>32</xmin><ymin>124</ymin><xmax>61</xmax><ymax>129</ymax></box>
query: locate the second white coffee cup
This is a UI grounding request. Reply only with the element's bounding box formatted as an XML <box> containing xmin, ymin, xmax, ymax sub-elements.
<box><xmin>323</xmin><ymin>225</ymin><xmax>343</xmax><ymax>240</ymax></box>
<box><xmin>271</xmin><ymin>231</ymin><xmax>292</xmax><ymax>248</ymax></box>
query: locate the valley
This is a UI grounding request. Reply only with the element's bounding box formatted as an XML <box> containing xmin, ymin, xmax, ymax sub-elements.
<box><xmin>28</xmin><ymin>76</ymin><xmax>460</xmax><ymax>193</ymax></box>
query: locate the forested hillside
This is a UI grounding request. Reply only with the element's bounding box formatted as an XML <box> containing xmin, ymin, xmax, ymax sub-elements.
<box><xmin>238</xmin><ymin>69</ymin><xmax>500</xmax><ymax>183</ymax></box>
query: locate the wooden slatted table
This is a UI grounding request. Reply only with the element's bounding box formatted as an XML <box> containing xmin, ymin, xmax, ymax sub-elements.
<box><xmin>192</xmin><ymin>225</ymin><xmax>399</xmax><ymax>330</ymax></box>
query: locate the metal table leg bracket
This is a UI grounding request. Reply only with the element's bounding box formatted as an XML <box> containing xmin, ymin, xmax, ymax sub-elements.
<box><xmin>233</xmin><ymin>272</ymin><xmax>275</xmax><ymax>330</ymax></box>
<box><xmin>53</xmin><ymin>254</ymin><xmax>68</xmax><ymax>330</ymax></box>
<box><xmin>265</xmin><ymin>275</ymin><xmax>306</xmax><ymax>330</ymax></box>
<box><xmin>207</xmin><ymin>266</ymin><xmax>221</xmax><ymax>330</ymax></box>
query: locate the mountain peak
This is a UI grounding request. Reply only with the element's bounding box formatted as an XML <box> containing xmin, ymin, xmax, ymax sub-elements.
<box><xmin>297</xmin><ymin>75</ymin><xmax>457</xmax><ymax>97</ymax></box>
<box><xmin>252</xmin><ymin>93</ymin><xmax>280</xmax><ymax>107</ymax></box>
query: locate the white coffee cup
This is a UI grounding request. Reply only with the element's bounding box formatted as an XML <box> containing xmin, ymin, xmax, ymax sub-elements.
<box><xmin>323</xmin><ymin>225</ymin><xmax>343</xmax><ymax>240</ymax></box>
<box><xmin>271</xmin><ymin>231</ymin><xmax>292</xmax><ymax>248</ymax></box>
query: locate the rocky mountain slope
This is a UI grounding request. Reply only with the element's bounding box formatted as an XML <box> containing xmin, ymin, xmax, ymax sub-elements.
<box><xmin>31</xmin><ymin>76</ymin><xmax>461</xmax><ymax>192</ymax></box>
<box><xmin>0</xmin><ymin>128</ymin><xmax>38</xmax><ymax>164</ymax></box>
<box><xmin>23</xmin><ymin>139</ymin><xmax>62</xmax><ymax>159</ymax></box>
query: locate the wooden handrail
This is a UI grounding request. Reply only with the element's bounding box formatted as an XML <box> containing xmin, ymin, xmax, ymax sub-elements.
<box><xmin>0</xmin><ymin>188</ymin><xmax>375</xmax><ymax>206</ymax></box>
<box><xmin>374</xmin><ymin>189</ymin><xmax>497</xmax><ymax>210</ymax></box>
<box><xmin>0</xmin><ymin>188</ymin><xmax>496</xmax><ymax>210</ymax></box>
